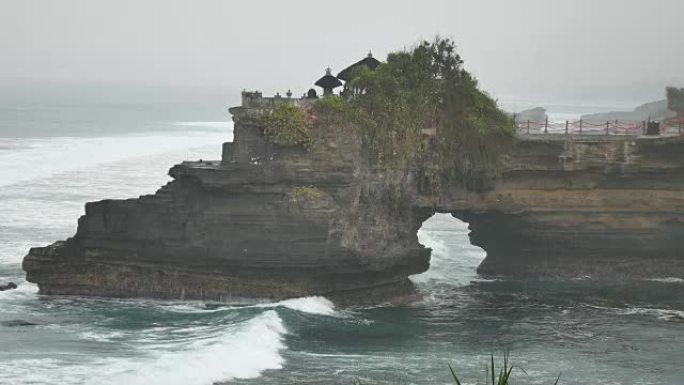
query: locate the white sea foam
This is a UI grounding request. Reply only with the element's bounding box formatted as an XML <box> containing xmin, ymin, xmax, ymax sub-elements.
<box><xmin>139</xmin><ymin>296</ymin><xmax>336</xmax><ymax>316</ymax></box>
<box><xmin>588</xmin><ymin>304</ymin><xmax>684</xmax><ymax>322</ymax></box>
<box><xmin>0</xmin><ymin>125</ymin><xmax>231</xmax><ymax>188</ymax></box>
<box><xmin>104</xmin><ymin>310</ymin><xmax>287</xmax><ymax>385</ymax></box>
<box><xmin>262</xmin><ymin>296</ymin><xmax>336</xmax><ymax>316</ymax></box>
<box><xmin>173</xmin><ymin>121</ymin><xmax>233</xmax><ymax>129</ymax></box>
<box><xmin>0</xmin><ymin>310</ymin><xmax>287</xmax><ymax>385</ymax></box>
<box><xmin>79</xmin><ymin>330</ymin><xmax>126</xmax><ymax>342</ymax></box>
<box><xmin>0</xmin><ymin>310</ymin><xmax>288</xmax><ymax>385</ymax></box>
<box><xmin>0</xmin><ymin>281</ymin><xmax>38</xmax><ymax>300</ymax></box>
<box><xmin>152</xmin><ymin>302</ymin><xmax>233</xmax><ymax>314</ymax></box>
<box><xmin>411</xmin><ymin>214</ymin><xmax>485</xmax><ymax>286</ymax></box>
<box><xmin>644</xmin><ymin>277</ymin><xmax>684</xmax><ymax>284</ymax></box>
<box><xmin>275</xmin><ymin>296</ymin><xmax>336</xmax><ymax>315</ymax></box>
<box><xmin>621</xmin><ymin>307</ymin><xmax>684</xmax><ymax>322</ymax></box>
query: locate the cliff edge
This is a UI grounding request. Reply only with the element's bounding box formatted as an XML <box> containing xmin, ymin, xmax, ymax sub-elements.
<box><xmin>22</xmin><ymin>91</ymin><xmax>684</xmax><ymax>304</ymax></box>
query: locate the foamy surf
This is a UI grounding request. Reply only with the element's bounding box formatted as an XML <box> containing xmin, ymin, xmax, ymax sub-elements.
<box><xmin>173</xmin><ymin>121</ymin><xmax>233</xmax><ymax>129</ymax></box>
<box><xmin>0</xmin><ymin>281</ymin><xmax>38</xmax><ymax>301</ymax></box>
<box><xmin>104</xmin><ymin>310</ymin><xmax>286</xmax><ymax>385</ymax></box>
<box><xmin>621</xmin><ymin>307</ymin><xmax>684</xmax><ymax>322</ymax></box>
<box><xmin>260</xmin><ymin>296</ymin><xmax>336</xmax><ymax>316</ymax></box>
<box><xmin>644</xmin><ymin>277</ymin><xmax>684</xmax><ymax>284</ymax></box>
<box><xmin>0</xmin><ymin>131</ymin><xmax>229</xmax><ymax>188</ymax></box>
<box><xmin>1</xmin><ymin>310</ymin><xmax>288</xmax><ymax>385</ymax></box>
<box><xmin>411</xmin><ymin>213</ymin><xmax>485</xmax><ymax>287</ymax></box>
<box><xmin>588</xmin><ymin>304</ymin><xmax>684</xmax><ymax>322</ymax></box>
<box><xmin>143</xmin><ymin>296</ymin><xmax>336</xmax><ymax>316</ymax></box>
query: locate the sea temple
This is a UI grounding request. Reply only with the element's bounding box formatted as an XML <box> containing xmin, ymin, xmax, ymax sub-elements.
<box><xmin>23</xmin><ymin>50</ymin><xmax>684</xmax><ymax>304</ymax></box>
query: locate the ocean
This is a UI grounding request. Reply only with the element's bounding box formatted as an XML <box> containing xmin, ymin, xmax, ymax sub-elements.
<box><xmin>0</xmin><ymin>93</ymin><xmax>682</xmax><ymax>385</ymax></box>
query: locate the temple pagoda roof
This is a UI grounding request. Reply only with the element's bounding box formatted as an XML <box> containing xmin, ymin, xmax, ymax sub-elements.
<box><xmin>336</xmin><ymin>52</ymin><xmax>381</xmax><ymax>82</ymax></box>
<box><xmin>315</xmin><ymin>68</ymin><xmax>343</xmax><ymax>89</ymax></box>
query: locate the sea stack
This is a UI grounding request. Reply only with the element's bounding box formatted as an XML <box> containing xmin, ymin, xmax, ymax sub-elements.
<box><xmin>22</xmin><ymin>89</ymin><xmax>684</xmax><ymax>304</ymax></box>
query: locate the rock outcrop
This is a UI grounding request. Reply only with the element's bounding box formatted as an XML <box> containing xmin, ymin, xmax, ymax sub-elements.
<box><xmin>0</xmin><ymin>282</ymin><xmax>17</xmax><ymax>291</ymax></box>
<box><xmin>514</xmin><ymin>107</ymin><xmax>548</xmax><ymax>123</ymax></box>
<box><xmin>23</xmin><ymin>94</ymin><xmax>684</xmax><ymax>304</ymax></box>
<box><xmin>435</xmin><ymin>135</ymin><xmax>684</xmax><ymax>279</ymax></box>
<box><xmin>581</xmin><ymin>99</ymin><xmax>673</xmax><ymax>123</ymax></box>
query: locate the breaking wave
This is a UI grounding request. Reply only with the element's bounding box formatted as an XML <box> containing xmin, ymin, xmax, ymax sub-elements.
<box><xmin>259</xmin><ymin>296</ymin><xmax>336</xmax><ymax>316</ymax></box>
<box><xmin>644</xmin><ymin>277</ymin><xmax>684</xmax><ymax>284</ymax></box>
<box><xmin>621</xmin><ymin>307</ymin><xmax>684</xmax><ymax>322</ymax></box>
<box><xmin>148</xmin><ymin>296</ymin><xmax>336</xmax><ymax>317</ymax></box>
<box><xmin>0</xmin><ymin>130</ymin><xmax>229</xmax><ymax>188</ymax></box>
<box><xmin>2</xmin><ymin>310</ymin><xmax>288</xmax><ymax>385</ymax></box>
<box><xmin>106</xmin><ymin>310</ymin><xmax>287</xmax><ymax>385</ymax></box>
<box><xmin>173</xmin><ymin>121</ymin><xmax>233</xmax><ymax>129</ymax></box>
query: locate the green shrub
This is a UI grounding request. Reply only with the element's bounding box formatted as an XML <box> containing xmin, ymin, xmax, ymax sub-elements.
<box><xmin>291</xmin><ymin>185</ymin><xmax>326</xmax><ymax>202</ymax></box>
<box><xmin>314</xmin><ymin>95</ymin><xmax>350</xmax><ymax>115</ymax></box>
<box><xmin>262</xmin><ymin>103</ymin><xmax>312</xmax><ymax>148</ymax></box>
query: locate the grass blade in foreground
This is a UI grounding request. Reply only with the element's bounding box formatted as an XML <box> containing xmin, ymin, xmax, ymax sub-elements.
<box><xmin>449</xmin><ymin>354</ymin><xmax>561</xmax><ymax>385</ymax></box>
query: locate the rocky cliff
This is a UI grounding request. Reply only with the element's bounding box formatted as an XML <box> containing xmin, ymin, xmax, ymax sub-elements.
<box><xmin>432</xmin><ymin>135</ymin><xmax>684</xmax><ymax>279</ymax></box>
<box><xmin>23</xmin><ymin>96</ymin><xmax>684</xmax><ymax>304</ymax></box>
<box><xmin>581</xmin><ymin>99</ymin><xmax>673</xmax><ymax>123</ymax></box>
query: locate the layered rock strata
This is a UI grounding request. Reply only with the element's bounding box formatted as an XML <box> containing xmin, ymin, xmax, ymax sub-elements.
<box><xmin>23</xmin><ymin>96</ymin><xmax>684</xmax><ymax>304</ymax></box>
<box><xmin>437</xmin><ymin>135</ymin><xmax>684</xmax><ymax>279</ymax></box>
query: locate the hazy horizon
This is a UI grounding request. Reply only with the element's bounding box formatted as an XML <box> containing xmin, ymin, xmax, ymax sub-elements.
<box><xmin>2</xmin><ymin>0</ymin><xmax>683</xmax><ymax>106</ymax></box>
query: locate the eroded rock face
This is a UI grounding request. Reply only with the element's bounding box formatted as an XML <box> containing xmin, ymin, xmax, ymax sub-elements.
<box><xmin>447</xmin><ymin>135</ymin><xmax>684</xmax><ymax>279</ymax></box>
<box><xmin>22</xmin><ymin>98</ymin><xmax>684</xmax><ymax>304</ymax></box>
<box><xmin>23</xmin><ymin>102</ymin><xmax>429</xmax><ymax>304</ymax></box>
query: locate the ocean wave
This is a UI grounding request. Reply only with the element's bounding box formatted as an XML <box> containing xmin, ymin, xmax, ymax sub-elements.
<box><xmin>0</xmin><ymin>281</ymin><xmax>38</xmax><ymax>300</ymax></box>
<box><xmin>0</xmin><ymin>310</ymin><xmax>288</xmax><ymax>385</ymax></box>
<box><xmin>173</xmin><ymin>121</ymin><xmax>233</xmax><ymax>129</ymax></box>
<box><xmin>79</xmin><ymin>330</ymin><xmax>126</xmax><ymax>342</ymax></box>
<box><xmin>0</xmin><ymin>131</ymin><xmax>227</xmax><ymax>188</ymax></box>
<box><xmin>258</xmin><ymin>296</ymin><xmax>337</xmax><ymax>316</ymax></box>
<box><xmin>146</xmin><ymin>296</ymin><xmax>336</xmax><ymax>317</ymax></box>
<box><xmin>587</xmin><ymin>304</ymin><xmax>684</xmax><ymax>322</ymax></box>
<box><xmin>643</xmin><ymin>277</ymin><xmax>684</xmax><ymax>284</ymax></box>
<box><xmin>104</xmin><ymin>310</ymin><xmax>287</xmax><ymax>385</ymax></box>
<box><xmin>621</xmin><ymin>307</ymin><xmax>684</xmax><ymax>322</ymax></box>
<box><xmin>150</xmin><ymin>302</ymin><xmax>234</xmax><ymax>314</ymax></box>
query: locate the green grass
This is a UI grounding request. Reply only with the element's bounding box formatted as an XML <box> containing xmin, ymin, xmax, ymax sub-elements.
<box><xmin>449</xmin><ymin>353</ymin><xmax>561</xmax><ymax>385</ymax></box>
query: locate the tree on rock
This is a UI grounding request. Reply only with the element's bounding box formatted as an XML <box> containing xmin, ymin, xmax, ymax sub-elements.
<box><xmin>666</xmin><ymin>87</ymin><xmax>684</xmax><ymax>118</ymax></box>
<box><xmin>340</xmin><ymin>37</ymin><xmax>515</xmax><ymax>184</ymax></box>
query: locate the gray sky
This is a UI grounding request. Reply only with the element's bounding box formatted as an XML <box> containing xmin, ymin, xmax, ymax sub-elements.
<box><xmin>1</xmin><ymin>0</ymin><xmax>682</xmax><ymax>103</ymax></box>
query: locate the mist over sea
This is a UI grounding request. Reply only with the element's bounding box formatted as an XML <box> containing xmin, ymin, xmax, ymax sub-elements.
<box><xmin>0</xmin><ymin>88</ymin><xmax>682</xmax><ymax>384</ymax></box>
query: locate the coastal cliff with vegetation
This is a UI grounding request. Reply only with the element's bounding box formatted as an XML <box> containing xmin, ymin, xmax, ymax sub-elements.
<box><xmin>23</xmin><ymin>39</ymin><xmax>684</xmax><ymax>304</ymax></box>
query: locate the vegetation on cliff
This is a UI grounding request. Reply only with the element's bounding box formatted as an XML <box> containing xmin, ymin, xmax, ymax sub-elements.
<box><xmin>262</xmin><ymin>103</ymin><xmax>314</xmax><ymax>148</ymax></box>
<box><xmin>291</xmin><ymin>185</ymin><xmax>326</xmax><ymax>202</ymax></box>
<box><xmin>261</xmin><ymin>37</ymin><xmax>515</xmax><ymax>193</ymax></box>
<box><xmin>317</xmin><ymin>38</ymin><xmax>515</xmax><ymax>185</ymax></box>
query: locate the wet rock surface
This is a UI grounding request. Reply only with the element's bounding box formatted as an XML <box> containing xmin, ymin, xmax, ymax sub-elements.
<box><xmin>0</xmin><ymin>282</ymin><xmax>17</xmax><ymax>291</ymax></box>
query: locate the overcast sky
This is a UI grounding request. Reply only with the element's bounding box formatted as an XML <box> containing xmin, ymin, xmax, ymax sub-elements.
<box><xmin>1</xmin><ymin>0</ymin><xmax>682</xmax><ymax>104</ymax></box>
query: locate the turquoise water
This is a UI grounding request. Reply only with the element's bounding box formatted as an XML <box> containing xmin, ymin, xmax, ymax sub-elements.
<box><xmin>0</xmin><ymin>98</ymin><xmax>682</xmax><ymax>384</ymax></box>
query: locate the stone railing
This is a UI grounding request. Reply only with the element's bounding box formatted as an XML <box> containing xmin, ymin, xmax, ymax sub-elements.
<box><xmin>240</xmin><ymin>91</ymin><xmax>315</xmax><ymax>109</ymax></box>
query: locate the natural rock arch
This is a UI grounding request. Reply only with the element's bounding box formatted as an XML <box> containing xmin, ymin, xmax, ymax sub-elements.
<box><xmin>23</xmin><ymin>98</ymin><xmax>684</xmax><ymax>304</ymax></box>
